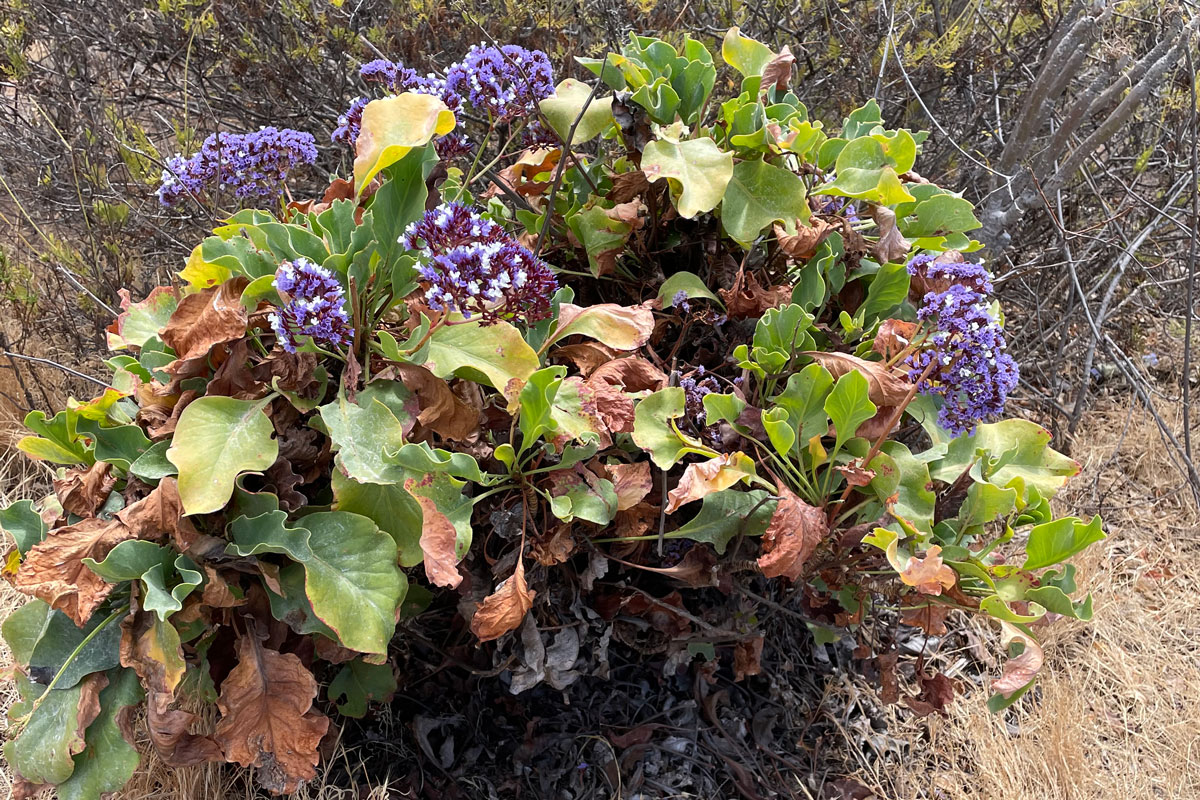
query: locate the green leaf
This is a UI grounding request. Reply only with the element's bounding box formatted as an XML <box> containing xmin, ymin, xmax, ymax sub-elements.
<box><xmin>750</xmin><ymin>303</ymin><xmax>815</xmax><ymax>373</ymax></box>
<box><xmin>641</xmin><ymin>136</ymin><xmax>733</xmax><ymax>219</ymax></box>
<box><xmin>140</xmin><ymin>557</ymin><xmax>203</xmax><ymax>622</ymax></box>
<box><xmin>930</xmin><ymin>419</ymin><xmax>1080</xmax><ymax>501</ymax></box>
<box><xmin>4</xmin><ymin>674</ymin><xmax>88</xmax><ymax>785</ymax></box>
<box><xmin>771</xmin><ymin>362</ymin><xmax>834</xmax><ymax>448</ymax></box>
<box><xmin>57</xmin><ymin>667</ymin><xmax>144</xmax><ymax>800</ymax></box>
<box><xmin>331</xmin><ymin>470</ymin><xmax>423</xmax><ymax>567</ymax></box>
<box><xmin>959</xmin><ymin>481</ymin><xmax>1018</xmax><ymax>530</ymax></box>
<box><xmin>820</xmin><ymin>133</ymin><xmax>917</xmax><ymax>205</ymax></box>
<box><xmin>858</xmin><ymin>260</ymin><xmax>910</xmax><ymax>322</ymax></box>
<box><xmin>19</xmin><ymin>409</ymin><xmax>90</xmax><ymax>465</ymax></box>
<box><xmin>549</xmin><ymin>471</ymin><xmax>619</xmax><ymax>525</ymax></box>
<box><xmin>632</xmin><ymin>387</ymin><xmax>708</xmax><ymax>469</ymax></box>
<box><xmin>719</xmin><ymin>159</ymin><xmax>810</xmax><ymax>245</ymax></box>
<box><xmin>540</xmin><ymin>78</ymin><xmax>614</xmax><ymax>143</ymax></box>
<box><xmin>669</xmin><ymin>489</ymin><xmax>777</xmax><ymax>553</ymax></box>
<box><xmin>319</xmin><ymin>396</ymin><xmax>407</xmax><ymax>484</ymax></box>
<box><xmin>2</xmin><ymin>600</ymin><xmax>122</xmax><ymax>689</ymax></box>
<box><xmin>353</xmin><ymin>94</ymin><xmax>456</xmax><ymax>196</ymax></box>
<box><xmin>105</xmin><ymin>286</ymin><xmax>178</xmax><ymax>351</ymax></box>
<box><xmin>128</xmin><ymin>440</ymin><xmax>177</xmax><ymax>483</ymax></box>
<box><xmin>901</xmin><ymin>194</ymin><xmax>981</xmax><ymax>238</ymax></box>
<box><xmin>76</xmin><ymin>421</ymin><xmax>151</xmax><ymax>472</ymax></box>
<box><xmin>824</xmin><ymin>370</ymin><xmax>876</xmax><ymax>453</ymax></box>
<box><xmin>328</xmin><ymin>659</ymin><xmax>397</xmax><ymax>718</ymax></box>
<box><xmin>1</xmin><ymin>499</ymin><xmax>47</xmax><ymax>555</ymax></box>
<box><xmin>368</xmin><ymin>145</ymin><xmax>440</xmax><ymax>276</ymax></box>
<box><xmin>869</xmin><ymin>441</ymin><xmax>936</xmax><ymax>531</ymax></box>
<box><xmin>387</xmin><ymin>442</ymin><xmax>489</xmax><ymax>484</ymax></box>
<box><xmin>402</xmin><ymin>471</ymin><xmax>473</xmax><ymax>562</ymax></box>
<box><xmin>228</xmin><ymin>511</ymin><xmax>405</xmax><ymax>655</ymax></box>
<box><xmin>567</xmin><ymin>205</ymin><xmax>634</xmax><ymax>277</ymax></box>
<box><xmin>1023</xmin><ymin>515</ymin><xmax>1106</xmax><ymax>571</ymax></box>
<box><xmin>425</xmin><ymin>318</ymin><xmax>539</xmax><ymax>407</ymax></box>
<box><xmin>166</xmin><ymin>396</ymin><xmax>278</xmax><ymax>515</ymax></box>
<box><xmin>85</xmin><ymin>540</ymin><xmax>169</xmax><ymax>580</ymax></box>
<box><xmin>518</xmin><ymin>366</ymin><xmax>565</xmax><ymax>454</ymax></box>
<box><xmin>658</xmin><ymin>271</ymin><xmax>723</xmax><ymax>308</ymax></box>
<box><xmin>721</xmin><ymin>27</ymin><xmax>775</xmax><ymax>77</ymax></box>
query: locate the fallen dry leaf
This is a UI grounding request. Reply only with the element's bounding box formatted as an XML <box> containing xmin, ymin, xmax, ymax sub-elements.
<box><xmin>870</xmin><ymin>204</ymin><xmax>910</xmax><ymax>264</ymax></box>
<box><xmin>900</xmin><ymin>545</ymin><xmax>957</xmax><ymax>596</ymax></box>
<box><xmin>393</xmin><ymin>363</ymin><xmax>479</xmax><ymax>441</ymax></box>
<box><xmin>733</xmin><ymin>635</ymin><xmax>765</xmax><ymax>681</ymax></box>
<box><xmin>803</xmin><ymin>351</ymin><xmax>911</xmax><ymax>406</ymax></box>
<box><xmin>471</xmin><ymin>560</ymin><xmax>536</xmax><ymax>642</ymax></box>
<box><xmin>757</xmin><ymin>485</ymin><xmax>828</xmax><ymax>581</ymax></box>
<box><xmin>589</xmin><ymin>356</ymin><xmax>666</xmax><ymax>393</ymax></box>
<box><xmin>406</xmin><ymin>481</ymin><xmax>464</xmax><ymax>589</ymax></box>
<box><xmin>774</xmin><ymin>217</ymin><xmax>835</xmax><ymax>260</ymax></box>
<box><xmin>214</xmin><ymin>634</ymin><xmax>330</xmax><ymax>795</ymax></box>
<box><xmin>991</xmin><ymin>621</ymin><xmax>1045</xmax><ymax>699</ymax></box>
<box><xmin>605</xmin><ymin>461</ymin><xmax>653</xmax><ymax>511</ymax></box>
<box><xmin>54</xmin><ymin>461</ymin><xmax>116</xmax><ymax>518</ymax></box>
<box><xmin>872</xmin><ymin>319</ymin><xmax>920</xmax><ymax>360</ymax></box>
<box><xmin>720</xmin><ymin>267</ymin><xmax>791</xmax><ymax>318</ymax></box>
<box><xmin>900</xmin><ymin>599</ymin><xmax>951</xmax><ymax>635</ymax></box>
<box><xmin>904</xmin><ymin>671</ymin><xmax>957</xmax><ymax>717</ymax></box>
<box><xmin>664</xmin><ymin>452</ymin><xmax>755</xmax><ymax>513</ymax></box>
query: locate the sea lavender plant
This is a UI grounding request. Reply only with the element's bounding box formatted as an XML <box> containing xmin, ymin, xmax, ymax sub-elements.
<box><xmin>904</xmin><ymin>256</ymin><xmax>1019</xmax><ymax>435</ymax></box>
<box><xmin>268</xmin><ymin>258</ymin><xmax>352</xmax><ymax>353</ymax></box>
<box><xmin>445</xmin><ymin>44</ymin><xmax>554</xmax><ymax>122</ymax></box>
<box><xmin>157</xmin><ymin>127</ymin><xmax>318</xmax><ymax>207</ymax></box>
<box><xmin>402</xmin><ymin>203</ymin><xmax>557</xmax><ymax>324</ymax></box>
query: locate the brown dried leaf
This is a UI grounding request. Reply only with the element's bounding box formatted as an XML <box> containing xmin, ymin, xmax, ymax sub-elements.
<box><xmin>615</xmin><ymin>502</ymin><xmax>658</xmax><ymax>541</ymax></box>
<box><xmin>12</xmin><ymin>517</ymin><xmax>136</xmax><ymax>625</ymax></box>
<box><xmin>470</xmin><ymin>560</ymin><xmax>535</xmax><ymax>642</ymax></box>
<box><xmin>392</xmin><ymin>363</ymin><xmax>479</xmax><ymax>441</ymax></box>
<box><xmin>488</xmin><ymin>148</ymin><xmax>561</xmax><ymax>198</ymax></box>
<box><xmin>774</xmin><ymin>217</ymin><xmax>834</xmax><ymax>260</ymax></box>
<box><xmin>118</xmin><ymin>477</ymin><xmax>198</xmax><ymax>550</ymax></box>
<box><xmin>554</xmin><ymin>342</ymin><xmax>620</xmax><ymax>376</ymax></box>
<box><xmin>760</xmin><ymin>45</ymin><xmax>795</xmax><ymax>92</ymax></box>
<box><xmin>719</xmin><ymin>267</ymin><xmax>791</xmax><ymax>318</ymax></box>
<box><xmin>899</xmin><ymin>545</ymin><xmax>957</xmax><ymax>596</ymax></box>
<box><xmin>803</xmin><ymin>351</ymin><xmax>911</xmax><ymax>406</ymax></box>
<box><xmin>835</xmin><ymin>462</ymin><xmax>876</xmax><ymax>488</ymax></box>
<box><xmin>589</xmin><ymin>357</ymin><xmax>666</xmax><ymax>393</ymax></box>
<box><xmin>664</xmin><ymin>452</ymin><xmax>755</xmax><ymax>513</ymax></box>
<box><xmin>532</xmin><ymin>524</ymin><xmax>575</xmax><ymax>566</ymax></box>
<box><xmin>586</xmin><ymin>378</ymin><xmax>636</xmax><ymax>434</ymax></box>
<box><xmin>214</xmin><ymin>635</ymin><xmax>330</xmax><ymax>795</ymax></box>
<box><xmin>992</xmin><ymin>622</ymin><xmax>1044</xmax><ymax>699</ymax></box>
<box><xmin>757</xmin><ymin>485</ymin><xmax>827</xmax><ymax>581</ymax></box>
<box><xmin>733</xmin><ymin>635</ymin><xmax>765</xmax><ymax>681</ymax></box>
<box><xmin>160</xmin><ymin>278</ymin><xmax>249</xmax><ymax>364</ymax></box>
<box><xmin>605</xmin><ymin>462</ymin><xmax>653</xmax><ymax>511</ymax></box>
<box><xmin>870</xmin><ymin>204</ymin><xmax>910</xmax><ymax>264</ymax></box>
<box><xmin>608</xmin><ymin>170</ymin><xmax>652</xmax><ymax>204</ymax></box>
<box><xmin>872</xmin><ymin>319</ymin><xmax>920</xmax><ymax>360</ymax></box>
<box><xmin>405</xmin><ymin>481</ymin><xmax>464</xmax><ymax>589</ymax></box>
<box><xmin>54</xmin><ymin>462</ymin><xmax>116</xmax><ymax>518</ymax></box>
<box><xmin>904</xmin><ymin>671</ymin><xmax>957</xmax><ymax>717</ymax></box>
<box><xmin>899</xmin><ymin>600</ymin><xmax>950</xmax><ymax>636</ymax></box>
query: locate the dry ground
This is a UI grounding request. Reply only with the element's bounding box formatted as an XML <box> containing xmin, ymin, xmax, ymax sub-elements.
<box><xmin>1</xmin><ymin>385</ymin><xmax>1197</xmax><ymax>799</ymax></box>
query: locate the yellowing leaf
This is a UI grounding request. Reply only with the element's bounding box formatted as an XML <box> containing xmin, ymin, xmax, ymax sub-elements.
<box><xmin>642</xmin><ymin>137</ymin><xmax>733</xmax><ymax>219</ymax></box>
<box><xmin>665</xmin><ymin>452</ymin><xmax>757</xmax><ymax>513</ymax></box>
<box><xmin>353</xmin><ymin>94</ymin><xmax>456</xmax><ymax>195</ymax></box>
<box><xmin>540</xmin><ymin>78</ymin><xmax>614</xmax><ymax>143</ymax></box>
<box><xmin>548</xmin><ymin>303</ymin><xmax>654</xmax><ymax>351</ymax></box>
<box><xmin>721</xmin><ymin>27</ymin><xmax>776</xmax><ymax>78</ymax></box>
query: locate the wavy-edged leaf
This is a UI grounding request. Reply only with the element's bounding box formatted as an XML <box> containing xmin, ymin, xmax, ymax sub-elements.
<box><xmin>353</xmin><ymin>93</ymin><xmax>456</xmax><ymax>195</ymax></box>
<box><xmin>642</xmin><ymin>136</ymin><xmax>733</xmax><ymax>219</ymax></box>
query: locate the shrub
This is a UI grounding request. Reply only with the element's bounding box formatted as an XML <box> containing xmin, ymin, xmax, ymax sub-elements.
<box><xmin>0</xmin><ymin>30</ymin><xmax>1104</xmax><ymax>798</ymax></box>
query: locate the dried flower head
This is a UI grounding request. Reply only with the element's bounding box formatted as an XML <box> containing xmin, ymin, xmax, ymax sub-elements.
<box><xmin>445</xmin><ymin>44</ymin><xmax>554</xmax><ymax>122</ymax></box>
<box><xmin>268</xmin><ymin>258</ymin><xmax>352</xmax><ymax>353</ymax></box>
<box><xmin>157</xmin><ymin>127</ymin><xmax>317</xmax><ymax>207</ymax></box>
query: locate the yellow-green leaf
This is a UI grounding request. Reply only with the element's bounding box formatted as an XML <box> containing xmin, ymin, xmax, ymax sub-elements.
<box><xmin>353</xmin><ymin>94</ymin><xmax>456</xmax><ymax>196</ymax></box>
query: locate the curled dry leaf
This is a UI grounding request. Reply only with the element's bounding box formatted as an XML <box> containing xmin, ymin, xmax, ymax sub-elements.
<box><xmin>552</xmin><ymin>303</ymin><xmax>655</xmax><ymax>351</ymax></box>
<box><xmin>607</xmin><ymin>170</ymin><xmax>652</xmax><ymax>204</ymax></box>
<box><xmin>554</xmin><ymin>341</ymin><xmax>619</xmax><ymax>376</ymax></box>
<box><xmin>760</xmin><ymin>45</ymin><xmax>795</xmax><ymax>92</ymax></box>
<box><xmin>406</xmin><ymin>481</ymin><xmax>464</xmax><ymax>589</ymax></box>
<box><xmin>835</xmin><ymin>462</ymin><xmax>876</xmax><ymax>488</ymax></box>
<box><xmin>719</xmin><ymin>266</ymin><xmax>791</xmax><ymax>318</ymax></box>
<box><xmin>870</xmin><ymin>204</ymin><xmax>910</xmax><ymax>264</ymax></box>
<box><xmin>665</xmin><ymin>452</ymin><xmax>755</xmax><ymax>513</ymax></box>
<box><xmin>757</xmin><ymin>485</ymin><xmax>828</xmax><ymax>581</ymax></box>
<box><xmin>733</xmin><ymin>635</ymin><xmax>765</xmax><ymax>681</ymax></box>
<box><xmin>532</xmin><ymin>524</ymin><xmax>575</xmax><ymax>566</ymax></box>
<box><xmin>899</xmin><ymin>599</ymin><xmax>951</xmax><ymax>636</ymax></box>
<box><xmin>54</xmin><ymin>461</ymin><xmax>116</xmax><ymax>518</ymax></box>
<box><xmin>774</xmin><ymin>217</ymin><xmax>835</xmax><ymax>260</ymax></box>
<box><xmin>873</xmin><ymin>319</ymin><xmax>920</xmax><ymax>360</ymax></box>
<box><xmin>470</xmin><ymin>560</ymin><xmax>535</xmax><ymax>642</ymax></box>
<box><xmin>12</xmin><ymin>517</ymin><xmax>137</xmax><ymax>626</ymax></box>
<box><xmin>992</xmin><ymin>621</ymin><xmax>1045</xmax><ymax>699</ymax></box>
<box><xmin>585</xmin><ymin>377</ymin><xmax>636</xmax><ymax>435</ymax></box>
<box><xmin>392</xmin><ymin>363</ymin><xmax>479</xmax><ymax>441</ymax></box>
<box><xmin>160</xmin><ymin>278</ymin><xmax>250</xmax><ymax>367</ymax></box>
<box><xmin>803</xmin><ymin>351</ymin><xmax>911</xmax><ymax>406</ymax></box>
<box><xmin>118</xmin><ymin>477</ymin><xmax>197</xmax><ymax>549</ymax></box>
<box><xmin>899</xmin><ymin>545</ymin><xmax>957</xmax><ymax>596</ymax></box>
<box><xmin>904</xmin><ymin>671</ymin><xmax>957</xmax><ymax>717</ymax></box>
<box><xmin>487</xmin><ymin>147</ymin><xmax>561</xmax><ymax>198</ymax></box>
<box><xmin>605</xmin><ymin>461</ymin><xmax>653</xmax><ymax>511</ymax></box>
<box><xmin>214</xmin><ymin>634</ymin><xmax>330</xmax><ymax>795</ymax></box>
<box><xmin>589</xmin><ymin>356</ymin><xmax>667</xmax><ymax>393</ymax></box>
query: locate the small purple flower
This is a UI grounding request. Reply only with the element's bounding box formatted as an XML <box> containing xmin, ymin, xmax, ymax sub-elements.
<box><xmin>445</xmin><ymin>44</ymin><xmax>554</xmax><ymax>122</ymax></box>
<box><xmin>521</xmin><ymin>118</ymin><xmax>561</xmax><ymax>148</ymax></box>
<box><xmin>434</xmin><ymin>131</ymin><xmax>476</xmax><ymax>160</ymax></box>
<box><xmin>903</xmin><ymin>260</ymin><xmax>1018</xmax><ymax>435</ymax></box>
<box><xmin>157</xmin><ymin>127</ymin><xmax>317</xmax><ymax>207</ymax></box>
<box><xmin>332</xmin><ymin>96</ymin><xmax>369</xmax><ymax>146</ymax></box>
<box><xmin>671</xmin><ymin>290</ymin><xmax>691</xmax><ymax>314</ymax></box>
<box><xmin>359</xmin><ymin>59</ymin><xmax>463</xmax><ymax>113</ymax></box>
<box><xmin>268</xmin><ymin>258</ymin><xmax>352</xmax><ymax>353</ymax></box>
<box><xmin>1143</xmin><ymin>352</ymin><xmax>1159</xmax><ymax>368</ymax></box>
<box><xmin>403</xmin><ymin>203</ymin><xmax>557</xmax><ymax>325</ymax></box>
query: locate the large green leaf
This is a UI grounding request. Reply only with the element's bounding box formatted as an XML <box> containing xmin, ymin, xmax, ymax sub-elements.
<box><xmin>770</xmin><ymin>364</ymin><xmax>834</xmax><ymax>454</ymax></box>
<box><xmin>331</xmin><ymin>470</ymin><xmax>423</xmax><ymax>567</ymax></box>
<box><xmin>1023</xmin><ymin>515</ymin><xmax>1106</xmax><ymax>571</ymax></box>
<box><xmin>669</xmin><ymin>489</ymin><xmax>776</xmax><ymax>553</ymax></box>
<box><xmin>540</xmin><ymin>78</ymin><xmax>614</xmax><ymax>143</ymax></box>
<box><xmin>869</xmin><ymin>441</ymin><xmax>936</xmax><ymax>531</ymax></box>
<box><xmin>641</xmin><ymin>136</ymin><xmax>733</xmax><ymax>219</ymax></box>
<box><xmin>518</xmin><ymin>366</ymin><xmax>565</xmax><ymax>454</ymax></box>
<box><xmin>721</xmin><ymin>27</ymin><xmax>775</xmax><ymax>77</ymax></box>
<box><xmin>57</xmin><ymin>667</ymin><xmax>144</xmax><ymax>800</ymax></box>
<box><xmin>632</xmin><ymin>387</ymin><xmax>708</xmax><ymax>469</ymax></box>
<box><xmin>824</xmin><ymin>370</ymin><xmax>876</xmax><ymax>453</ymax></box>
<box><xmin>4</xmin><ymin>675</ymin><xmax>88</xmax><ymax>785</ymax></box>
<box><xmin>930</xmin><ymin>419</ymin><xmax>1080</xmax><ymax>501</ymax></box>
<box><xmin>720</xmin><ymin>159</ymin><xmax>810</xmax><ymax>245</ymax></box>
<box><xmin>328</xmin><ymin>658</ymin><xmax>397</xmax><ymax>718</ymax></box>
<box><xmin>319</xmin><ymin>396</ymin><xmax>407</xmax><ymax>484</ymax></box>
<box><xmin>227</xmin><ymin>511</ymin><xmax>405</xmax><ymax>655</ymax></box>
<box><xmin>425</xmin><ymin>318</ymin><xmax>539</xmax><ymax>408</ymax></box>
<box><xmin>166</xmin><ymin>396</ymin><xmax>278</xmax><ymax>515</ymax></box>
<box><xmin>353</xmin><ymin>93</ymin><xmax>456</xmax><ymax>195</ymax></box>
<box><xmin>367</xmin><ymin>145</ymin><xmax>441</xmax><ymax>278</ymax></box>
<box><xmin>0</xmin><ymin>499</ymin><xmax>47</xmax><ymax>555</ymax></box>
<box><xmin>2</xmin><ymin>600</ymin><xmax>123</xmax><ymax>689</ymax></box>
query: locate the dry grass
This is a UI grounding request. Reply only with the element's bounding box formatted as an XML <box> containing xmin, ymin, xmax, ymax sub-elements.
<box><xmin>2</xmin><ymin>377</ymin><xmax>1199</xmax><ymax>798</ymax></box>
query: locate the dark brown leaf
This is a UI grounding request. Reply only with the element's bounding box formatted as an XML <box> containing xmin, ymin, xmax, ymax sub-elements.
<box><xmin>12</xmin><ymin>518</ymin><xmax>136</xmax><ymax>625</ymax></box>
<box><xmin>803</xmin><ymin>351</ymin><xmax>912</xmax><ymax>406</ymax></box>
<box><xmin>392</xmin><ymin>363</ymin><xmax>479</xmax><ymax>441</ymax></box>
<box><xmin>774</xmin><ymin>217</ymin><xmax>835</xmax><ymax>260</ymax></box>
<box><xmin>719</xmin><ymin>266</ymin><xmax>791</xmax><ymax>318</ymax></box>
<box><xmin>904</xmin><ymin>671</ymin><xmax>957</xmax><ymax>717</ymax></box>
<box><xmin>160</xmin><ymin>278</ymin><xmax>249</xmax><ymax>365</ymax></box>
<box><xmin>757</xmin><ymin>485</ymin><xmax>827</xmax><ymax>581</ymax></box>
<box><xmin>589</xmin><ymin>356</ymin><xmax>666</xmax><ymax>393</ymax></box>
<box><xmin>470</xmin><ymin>560</ymin><xmax>535</xmax><ymax>642</ymax></box>
<box><xmin>733</xmin><ymin>635</ymin><xmax>765</xmax><ymax>681</ymax></box>
<box><xmin>554</xmin><ymin>342</ymin><xmax>620</xmax><ymax>376</ymax></box>
<box><xmin>870</xmin><ymin>204</ymin><xmax>910</xmax><ymax>264</ymax></box>
<box><xmin>53</xmin><ymin>462</ymin><xmax>116</xmax><ymax>518</ymax></box>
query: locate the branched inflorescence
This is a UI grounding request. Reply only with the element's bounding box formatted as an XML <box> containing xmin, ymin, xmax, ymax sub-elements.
<box><xmin>445</xmin><ymin>44</ymin><xmax>554</xmax><ymax>123</ymax></box>
<box><xmin>402</xmin><ymin>203</ymin><xmax>558</xmax><ymax>324</ymax></box>
<box><xmin>268</xmin><ymin>258</ymin><xmax>352</xmax><ymax>353</ymax></box>
<box><xmin>157</xmin><ymin>127</ymin><xmax>317</xmax><ymax>207</ymax></box>
<box><xmin>904</xmin><ymin>256</ymin><xmax>1019</xmax><ymax>435</ymax></box>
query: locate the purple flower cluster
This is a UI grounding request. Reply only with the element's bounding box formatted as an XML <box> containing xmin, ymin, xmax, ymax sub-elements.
<box><xmin>903</xmin><ymin>256</ymin><xmax>1018</xmax><ymax>435</ymax></box>
<box><xmin>680</xmin><ymin>367</ymin><xmax>723</xmax><ymax>445</ymax></box>
<box><xmin>434</xmin><ymin>132</ymin><xmax>476</xmax><ymax>160</ymax></box>
<box><xmin>268</xmin><ymin>258</ymin><xmax>352</xmax><ymax>353</ymax></box>
<box><xmin>814</xmin><ymin>173</ymin><xmax>859</xmax><ymax>221</ymax></box>
<box><xmin>157</xmin><ymin>127</ymin><xmax>317</xmax><ymax>207</ymax></box>
<box><xmin>402</xmin><ymin>203</ymin><xmax>557</xmax><ymax>325</ymax></box>
<box><xmin>359</xmin><ymin>58</ymin><xmax>464</xmax><ymax>113</ymax></box>
<box><xmin>445</xmin><ymin>44</ymin><xmax>554</xmax><ymax>122</ymax></box>
<box><xmin>332</xmin><ymin>96</ymin><xmax>369</xmax><ymax>147</ymax></box>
